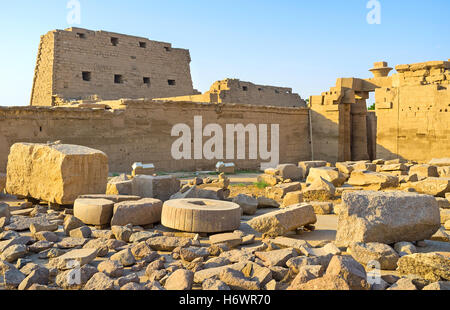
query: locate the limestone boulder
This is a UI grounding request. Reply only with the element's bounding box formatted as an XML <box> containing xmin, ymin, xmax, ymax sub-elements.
<box><xmin>257</xmin><ymin>196</ymin><xmax>280</xmax><ymax>208</ymax></box>
<box><xmin>106</xmin><ymin>179</ymin><xmax>133</xmax><ymax>196</ymax></box>
<box><xmin>397</xmin><ymin>252</ymin><xmax>450</xmax><ymax>282</ymax></box>
<box><xmin>325</xmin><ymin>255</ymin><xmax>369</xmax><ymax>290</ymax></box>
<box><xmin>429</xmin><ymin>158</ymin><xmax>450</xmax><ymax>167</ymax></box>
<box><xmin>277</xmin><ymin>164</ymin><xmax>302</xmax><ymax>181</ymax></box>
<box><xmin>303</xmin><ymin>177</ymin><xmax>335</xmax><ymax>201</ymax></box>
<box><xmin>347</xmin><ymin>171</ymin><xmax>399</xmax><ymax>190</ymax></box>
<box><xmin>232</xmin><ymin>194</ymin><xmax>258</xmax><ymax>215</ymax></box>
<box><xmin>257</xmin><ymin>174</ymin><xmax>280</xmax><ymax>186</ymax></box>
<box><xmin>349</xmin><ymin>242</ymin><xmax>399</xmax><ymax>270</ymax></box>
<box><xmin>306</xmin><ymin>167</ymin><xmax>346</xmax><ymax>187</ymax></box>
<box><xmin>6</xmin><ymin>143</ymin><xmax>108</xmax><ymax>205</ymax></box>
<box><xmin>73</xmin><ymin>198</ymin><xmax>115</xmax><ymax>226</ymax></box>
<box><xmin>110</xmin><ymin>198</ymin><xmax>162</xmax><ymax>226</ymax></box>
<box><xmin>265</xmin><ymin>182</ymin><xmax>301</xmax><ymax>200</ymax></box>
<box><xmin>353</xmin><ymin>162</ymin><xmax>377</xmax><ymax>172</ymax></box>
<box><xmin>336</xmin><ymin>191</ymin><xmax>441</xmax><ymax>247</ymax></box>
<box><xmin>413</xmin><ymin>177</ymin><xmax>450</xmax><ymax>197</ymax></box>
<box><xmin>131</xmin><ymin>175</ymin><xmax>180</xmax><ymax>201</ymax></box>
<box><xmin>281</xmin><ymin>191</ymin><xmax>303</xmax><ymax>208</ymax></box>
<box><xmin>248</xmin><ymin>203</ymin><xmax>317</xmax><ymax>237</ymax></box>
<box><xmin>298</xmin><ymin>161</ymin><xmax>327</xmax><ymax>179</ymax></box>
<box><xmin>409</xmin><ymin>164</ymin><xmax>439</xmax><ymax>179</ymax></box>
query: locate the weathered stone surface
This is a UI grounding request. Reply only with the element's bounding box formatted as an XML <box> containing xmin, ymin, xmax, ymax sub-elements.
<box><xmin>306</xmin><ymin>167</ymin><xmax>346</xmax><ymax>187</ymax></box>
<box><xmin>111</xmin><ymin>198</ymin><xmax>162</xmax><ymax>226</ymax></box>
<box><xmin>429</xmin><ymin>158</ymin><xmax>450</xmax><ymax>167</ymax></box>
<box><xmin>248</xmin><ymin>203</ymin><xmax>317</xmax><ymax>237</ymax></box>
<box><xmin>6</xmin><ymin>143</ymin><xmax>108</xmax><ymax>205</ymax></box>
<box><xmin>310</xmin><ymin>202</ymin><xmax>333</xmax><ymax>215</ymax></box>
<box><xmin>1</xmin><ymin>244</ymin><xmax>27</xmax><ymax>263</ymax></box>
<box><xmin>63</xmin><ymin>215</ymin><xmax>86</xmax><ymax>236</ymax></box>
<box><xmin>0</xmin><ymin>203</ymin><xmax>10</xmax><ymax>222</ymax></box>
<box><xmin>386</xmin><ymin>277</ymin><xmax>418</xmax><ymax>290</ymax></box>
<box><xmin>0</xmin><ymin>261</ymin><xmax>26</xmax><ymax>289</ymax></box>
<box><xmin>210</xmin><ymin>233</ymin><xmax>242</xmax><ymax>248</ymax></box>
<box><xmin>422</xmin><ymin>281</ymin><xmax>450</xmax><ymax>290</ymax></box>
<box><xmin>336</xmin><ymin>191</ymin><xmax>441</xmax><ymax>247</ymax></box>
<box><xmin>281</xmin><ymin>191</ymin><xmax>303</xmax><ymax>208</ymax></box>
<box><xmin>6</xmin><ymin>215</ymin><xmax>54</xmax><ymax>232</ymax></box>
<box><xmin>397</xmin><ymin>253</ymin><xmax>450</xmax><ymax>282</ymax></box>
<box><xmin>78</xmin><ymin>194</ymin><xmax>141</xmax><ymax>203</ymax></box>
<box><xmin>353</xmin><ymin>162</ymin><xmax>377</xmax><ymax>172</ymax></box>
<box><xmin>298</xmin><ymin>161</ymin><xmax>327</xmax><ymax>179</ymax></box>
<box><xmin>49</xmin><ymin>248</ymin><xmax>98</xmax><ymax>270</ymax></box>
<box><xmin>194</xmin><ymin>262</ymin><xmax>247</xmax><ymax>283</ymax></box>
<box><xmin>409</xmin><ymin>164</ymin><xmax>439</xmax><ymax>179</ymax></box>
<box><xmin>180</xmin><ymin>246</ymin><xmax>209</xmax><ymax>262</ymax></box>
<box><xmin>164</xmin><ymin>269</ymin><xmax>194</xmax><ymax>290</ymax></box>
<box><xmin>202</xmin><ymin>278</ymin><xmax>230</xmax><ymax>290</ymax></box>
<box><xmin>347</xmin><ymin>171</ymin><xmax>398</xmax><ymax>190</ymax></box>
<box><xmin>233</xmin><ymin>194</ymin><xmax>258</xmax><ymax>215</ymax></box>
<box><xmin>335</xmin><ymin>162</ymin><xmax>354</xmax><ymax>175</ymax></box>
<box><xmin>442</xmin><ymin>209</ymin><xmax>450</xmax><ymax>224</ymax></box>
<box><xmin>161</xmin><ymin>199</ymin><xmax>241</xmax><ymax>233</ymax></box>
<box><xmin>18</xmin><ymin>267</ymin><xmax>49</xmax><ymax>290</ymax></box>
<box><xmin>219</xmin><ymin>268</ymin><xmax>260</xmax><ymax>290</ymax></box>
<box><xmin>98</xmin><ymin>260</ymin><xmax>124</xmax><ymax>278</ymax></box>
<box><xmin>73</xmin><ymin>198</ymin><xmax>115</xmax><ymax>226</ymax></box>
<box><xmin>349</xmin><ymin>242</ymin><xmax>399</xmax><ymax>270</ymax></box>
<box><xmin>34</xmin><ymin>231</ymin><xmax>59</xmax><ymax>243</ymax></box>
<box><xmin>110</xmin><ymin>249</ymin><xmax>135</xmax><ymax>267</ymax></box>
<box><xmin>146</xmin><ymin>236</ymin><xmax>192</xmax><ymax>251</ymax></box>
<box><xmin>437</xmin><ymin>197</ymin><xmax>450</xmax><ymax>209</ymax></box>
<box><xmin>265</xmin><ymin>182</ymin><xmax>302</xmax><ymax>200</ymax></box>
<box><xmin>106</xmin><ymin>180</ymin><xmax>134</xmax><ymax>196</ymax></box>
<box><xmin>413</xmin><ymin>177</ymin><xmax>450</xmax><ymax>197</ymax></box>
<box><xmin>0</xmin><ymin>236</ymin><xmax>33</xmax><ymax>252</ymax></box>
<box><xmin>0</xmin><ymin>173</ymin><xmax>6</xmax><ymax>193</ymax></box>
<box><xmin>255</xmin><ymin>248</ymin><xmax>297</xmax><ymax>267</ymax></box>
<box><xmin>325</xmin><ymin>255</ymin><xmax>369</xmax><ymax>290</ymax></box>
<box><xmin>57</xmin><ymin>237</ymin><xmax>88</xmax><ymax>249</ymax></box>
<box><xmin>29</xmin><ymin>222</ymin><xmax>58</xmax><ymax>234</ymax></box>
<box><xmin>83</xmin><ymin>238</ymin><xmax>109</xmax><ymax>257</ymax></box>
<box><xmin>277</xmin><ymin>164</ymin><xmax>302</xmax><ymax>181</ymax></box>
<box><xmin>269</xmin><ymin>237</ymin><xmax>309</xmax><ymax>252</ymax></box>
<box><xmin>131</xmin><ymin>175</ymin><xmax>180</xmax><ymax>201</ymax></box>
<box><xmin>295</xmin><ymin>274</ymin><xmax>351</xmax><ymax>290</ymax></box>
<box><xmin>83</xmin><ymin>272</ymin><xmax>115</xmax><ymax>290</ymax></box>
<box><xmin>394</xmin><ymin>242</ymin><xmax>417</xmax><ymax>257</ymax></box>
<box><xmin>257</xmin><ymin>196</ymin><xmax>280</xmax><ymax>208</ymax></box>
<box><xmin>288</xmin><ymin>265</ymin><xmax>324</xmax><ymax>289</ymax></box>
<box><xmin>257</xmin><ymin>174</ymin><xmax>280</xmax><ymax>187</ymax></box>
<box><xmin>303</xmin><ymin>177</ymin><xmax>336</xmax><ymax>201</ymax></box>
<box><xmin>431</xmin><ymin>227</ymin><xmax>450</xmax><ymax>242</ymax></box>
<box><xmin>28</xmin><ymin>240</ymin><xmax>54</xmax><ymax>253</ymax></box>
<box><xmin>69</xmin><ymin>226</ymin><xmax>92</xmax><ymax>239</ymax></box>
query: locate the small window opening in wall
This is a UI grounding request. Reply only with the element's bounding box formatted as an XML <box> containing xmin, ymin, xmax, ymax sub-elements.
<box><xmin>258</xmin><ymin>88</ymin><xmax>263</xmax><ymax>91</ymax></box>
<box><xmin>77</xmin><ymin>33</ymin><xmax>86</xmax><ymax>39</ymax></box>
<box><xmin>139</xmin><ymin>42</ymin><xmax>147</xmax><ymax>48</ymax></box>
<box><xmin>114</xmin><ymin>75</ymin><xmax>123</xmax><ymax>84</ymax></box>
<box><xmin>243</xmin><ymin>86</ymin><xmax>248</xmax><ymax>91</ymax></box>
<box><xmin>164</xmin><ymin>46</ymin><xmax>171</xmax><ymax>52</ymax></box>
<box><xmin>39</xmin><ymin>126</ymin><xmax>42</xmax><ymax>132</ymax></box>
<box><xmin>143</xmin><ymin>77</ymin><xmax>150</xmax><ymax>86</ymax></box>
<box><xmin>168</xmin><ymin>79</ymin><xmax>176</xmax><ymax>86</ymax></box>
<box><xmin>275</xmin><ymin>90</ymin><xmax>280</xmax><ymax>94</ymax></box>
<box><xmin>82</xmin><ymin>71</ymin><xmax>91</xmax><ymax>81</ymax></box>
<box><xmin>111</xmin><ymin>37</ymin><xmax>119</xmax><ymax>46</ymax></box>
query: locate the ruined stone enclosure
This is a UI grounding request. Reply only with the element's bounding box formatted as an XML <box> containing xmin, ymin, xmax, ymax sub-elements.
<box><xmin>1</xmin><ymin>28</ymin><xmax>449</xmax><ymax>174</ymax></box>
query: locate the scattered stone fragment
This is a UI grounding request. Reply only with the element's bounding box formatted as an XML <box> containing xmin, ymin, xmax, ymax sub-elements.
<box><xmin>325</xmin><ymin>255</ymin><xmax>369</xmax><ymax>290</ymax></box>
<box><xmin>302</xmin><ymin>177</ymin><xmax>336</xmax><ymax>201</ymax></box>
<box><xmin>233</xmin><ymin>194</ymin><xmax>258</xmax><ymax>215</ymax></box>
<box><xmin>422</xmin><ymin>281</ymin><xmax>450</xmax><ymax>290</ymax></box>
<box><xmin>0</xmin><ymin>261</ymin><xmax>26</xmax><ymax>289</ymax></box>
<box><xmin>73</xmin><ymin>198</ymin><xmax>115</xmax><ymax>226</ymax></box>
<box><xmin>265</xmin><ymin>182</ymin><xmax>302</xmax><ymax>200</ymax></box>
<box><xmin>29</xmin><ymin>223</ymin><xmax>58</xmax><ymax>234</ymax></box>
<box><xmin>248</xmin><ymin>203</ymin><xmax>317</xmax><ymax>237</ymax></box>
<box><xmin>49</xmin><ymin>248</ymin><xmax>98</xmax><ymax>270</ymax></box>
<box><xmin>306</xmin><ymin>167</ymin><xmax>346</xmax><ymax>187</ymax></box>
<box><xmin>28</xmin><ymin>240</ymin><xmax>54</xmax><ymax>253</ymax></box>
<box><xmin>255</xmin><ymin>248</ymin><xmax>297</xmax><ymax>267</ymax></box>
<box><xmin>386</xmin><ymin>277</ymin><xmax>418</xmax><ymax>290</ymax></box>
<box><xmin>431</xmin><ymin>227</ymin><xmax>450</xmax><ymax>242</ymax></box>
<box><xmin>110</xmin><ymin>249</ymin><xmax>136</xmax><ymax>267</ymax></box>
<box><xmin>257</xmin><ymin>196</ymin><xmax>280</xmax><ymax>208</ymax></box>
<box><xmin>146</xmin><ymin>236</ymin><xmax>192</xmax><ymax>251</ymax></box>
<box><xmin>34</xmin><ymin>231</ymin><xmax>59</xmax><ymax>243</ymax></box>
<box><xmin>111</xmin><ymin>198</ymin><xmax>162</xmax><ymax>226</ymax></box>
<box><xmin>396</xmin><ymin>252</ymin><xmax>450</xmax><ymax>282</ymax></box>
<box><xmin>63</xmin><ymin>215</ymin><xmax>86</xmax><ymax>236</ymax></box>
<box><xmin>347</xmin><ymin>171</ymin><xmax>398</xmax><ymax>190</ymax></box>
<box><xmin>309</xmin><ymin>201</ymin><xmax>333</xmax><ymax>215</ymax></box>
<box><xmin>69</xmin><ymin>226</ymin><xmax>92</xmax><ymax>239</ymax></box>
<box><xmin>413</xmin><ymin>177</ymin><xmax>450</xmax><ymax>197</ymax></box>
<box><xmin>131</xmin><ymin>175</ymin><xmax>180</xmax><ymax>201</ymax></box>
<box><xmin>281</xmin><ymin>191</ymin><xmax>303</xmax><ymax>208</ymax></box>
<box><xmin>202</xmin><ymin>278</ymin><xmax>230</xmax><ymax>290</ymax></box>
<box><xmin>349</xmin><ymin>242</ymin><xmax>399</xmax><ymax>270</ymax></box>
<box><xmin>288</xmin><ymin>265</ymin><xmax>324</xmax><ymax>289</ymax></box>
<box><xmin>83</xmin><ymin>272</ymin><xmax>115</xmax><ymax>290</ymax></box>
<box><xmin>180</xmin><ymin>246</ymin><xmax>210</xmax><ymax>262</ymax></box>
<box><xmin>394</xmin><ymin>242</ymin><xmax>417</xmax><ymax>257</ymax></box>
<box><xmin>1</xmin><ymin>244</ymin><xmax>28</xmax><ymax>263</ymax></box>
<box><xmin>57</xmin><ymin>237</ymin><xmax>88</xmax><ymax>249</ymax></box>
<box><xmin>336</xmin><ymin>191</ymin><xmax>441</xmax><ymax>247</ymax></box>
<box><xmin>219</xmin><ymin>268</ymin><xmax>260</xmax><ymax>290</ymax></box>
<box><xmin>18</xmin><ymin>267</ymin><xmax>49</xmax><ymax>290</ymax></box>
<box><xmin>98</xmin><ymin>260</ymin><xmax>124</xmax><ymax>278</ymax></box>
<box><xmin>210</xmin><ymin>232</ymin><xmax>242</xmax><ymax>248</ymax></box>
<box><xmin>269</xmin><ymin>237</ymin><xmax>310</xmax><ymax>252</ymax></box>
<box><xmin>164</xmin><ymin>269</ymin><xmax>194</xmax><ymax>290</ymax></box>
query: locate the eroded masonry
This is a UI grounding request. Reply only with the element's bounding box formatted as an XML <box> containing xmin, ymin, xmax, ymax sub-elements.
<box><xmin>0</xmin><ymin>28</ymin><xmax>449</xmax><ymax>172</ymax></box>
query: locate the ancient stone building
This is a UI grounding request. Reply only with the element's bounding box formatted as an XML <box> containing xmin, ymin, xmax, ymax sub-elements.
<box><xmin>156</xmin><ymin>79</ymin><xmax>306</xmax><ymax>108</ymax></box>
<box><xmin>30</xmin><ymin>28</ymin><xmax>197</xmax><ymax>106</ymax></box>
<box><xmin>310</xmin><ymin>60</ymin><xmax>450</xmax><ymax>163</ymax></box>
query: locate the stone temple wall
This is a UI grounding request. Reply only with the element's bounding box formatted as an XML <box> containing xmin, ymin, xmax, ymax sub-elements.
<box><xmin>0</xmin><ymin>100</ymin><xmax>311</xmax><ymax>173</ymax></box>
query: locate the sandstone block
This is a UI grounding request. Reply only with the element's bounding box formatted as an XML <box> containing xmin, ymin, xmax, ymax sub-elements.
<box><xmin>131</xmin><ymin>175</ymin><xmax>180</xmax><ymax>201</ymax></box>
<box><xmin>106</xmin><ymin>180</ymin><xmax>133</xmax><ymax>195</ymax></box>
<box><xmin>349</xmin><ymin>242</ymin><xmax>399</xmax><ymax>270</ymax></box>
<box><xmin>49</xmin><ymin>248</ymin><xmax>98</xmax><ymax>270</ymax></box>
<box><xmin>325</xmin><ymin>255</ymin><xmax>369</xmax><ymax>290</ymax></box>
<box><xmin>347</xmin><ymin>171</ymin><xmax>399</xmax><ymax>190</ymax></box>
<box><xmin>6</xmin><ymin>143</ymin><xmax>108</xmax><ymax>205</ymax></box>
<box><xmin>397</xmin><ymin>253</ymin><xmax>450</xmax><ymax>282</ymax></box>
<box><xmin>277</xmin><ymin>164</ymin><xmax>302</xmax><ymax>181</ymax></box>
<box><xmin>306</xmin><ymin>167</ymin><xmax>346</xmax><ymax>187</ymax></box>
<box><xmin>413</xmin><ymin>177</ymin><xmax>450</xmax><ymax>197</ymax></box>
<box><xmin>247</xmin><ymin>203</ymin><xmax>317</xmax><ymax>237</ymax></box>
<box><xmin>257</xmin><ymin>174</ymin><xmax>280</xmax><ymax>186</ymax></box>
<box><xmin>409</xmin><ymin>164</ymin><xmax>439</xmax><ymax>179</ymax></box>
<box><xmin>429</xmin><ymin>158</ymin><xmax>450</xmax><ymax>167</ymax></box>
<box><xmin>281</xmin><ymin>191</ymin><xmax>303</xmax><ymax>208</ymax></box>
<box><xmin>73</xmin><ymin>198</ymin><xmax>115</xmax><ymax>226</ymax></box>
<box><xmin>265</xmin><ymin>182</ymin><xmax>301</xmax><ymax>200</ymax></box>
<box><xmin>298</xmin><ymin>161</ymin><xmax>327</xmax><ymax>179</ymax></box>
<box><xmin>111</xmin><ymin>198</ymin><xmax>162</xmax><ymax>226</ymax></box>
<box><xmin>336</xmin><ymin>191</ymin><xmax>441</xmax><ymax>247</ymax></box>
<box><xmin>161</xmin><ymin>199</ymin><xmax>241</xmax><ymax>233</ymax></box>
<box><xmin>233</xmin><ymin>194</ymin><xmax>258</xmax><ymax>215</ymax></box>
<box><xmin>257</xmin><ymin>196</ymin><xmax>280</xmax><ymax>208</ymax></box>
<box><xmin>302</xmin><ymin>177</ymin><xmax>336</xmax><ymax>201</ymax></box>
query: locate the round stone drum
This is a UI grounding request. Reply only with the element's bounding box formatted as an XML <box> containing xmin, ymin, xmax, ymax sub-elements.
<box><xmin>161</xmin><ymin>198</ymin><xmax>241</xmax><ymax>233</ymax></box>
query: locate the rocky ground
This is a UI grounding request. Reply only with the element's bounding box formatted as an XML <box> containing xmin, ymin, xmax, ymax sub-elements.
<box><xmin>0</xmin><ymin>158</ymin><xmax>449</xmax><ymax>291</ymax></box>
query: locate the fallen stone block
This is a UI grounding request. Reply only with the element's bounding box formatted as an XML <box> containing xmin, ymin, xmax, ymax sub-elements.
<box><xmin>335</xmin><ymin>162</ymin><xmax>354</xmax><ymax>175</ymax></box>
<box><xmin>336</xmin><ymin>191</ymin><xmax>441</xmax><ymax>247</ymax></box>
<box><xmin>106</xmin><ymin>179</ymin><xmax>134</xmax><ymax>195</ymax></box>
<box><xmin>309</xmin><ymin>202</ymin><xmax>333</xmax><ymax>215</ymax></box>
<box><xmin>265</xmin><ymin>182</ymin><xmax>301</xmax><ymax>200</ymax></box>
<box><xmin>257</xmin><ymin>174</ymin><xmax>280</xmax><ymax>186</ymax></box>
<box><xmin>409</xmin><ymin>164</ymin><xmax>439</xmax><ymax>179</ymax></box>
<box><xmin>349</xmin><ymin>242</ymin><xmax>399</xmax><ymax>270</ymax></box>
<box><xmin>248</xmin><ymin>203</ymin><xmax>317</xmax><ymax>237</ymax></box>
<box><xmin>6</xmin><ymin>143</ymin><xmax>108</xmax><ymax>205</ymax></box>
<box><xmin>325</xmin><ymin>255</ymin><xmax>369</xmax><ymax>290</ymax></box>
<box><xmin>298</xmin><ymin>161</ymin><xmax>327</xmax><ymax>179</ymax></box>
<box><xmin>438</xmin><ymin>166</ymin><xmax>450</xmax><ymax>178</ymax></box>
<box><xmin>353</xmin><ymin>162</ymin><xmax>377</xmax><ymax>172</ymax></box>
<box><xmin>397</xmin><ymin>252</ymin><xmax>450</xmax><ymax>282</ymax></box>
<box><xmin>347</xmin><ymin>170</ymin><xmax>399</xmax><ymax>190</ymax></box>
<box><xmin>111</xmin><ymin>198</ymin><xmax>162</xmax><ymax>226</ymax></box>
<box><xmin>277</xmin><ymin>164</ymin><xmax>302</xmax><ymax>181</ymax></box>
<box><xmin>161</xmin><ymin>199</ymin><xmax>241</xmax><ymax>233</ymax></box>
<box><xmin>257</xmin><ymin>196</ymin><xmax>280</xmax><ymax>208</ymax></box>
<box><xmin>302</xmin><ymin>177</ymin><xmax>335</xmax><ymax>201</ymax></box>
<box><xmin>131</xmin><ymin>162</ymin><xmax>155</xmax><ymax>177</ymax></box>
<box><xmin>413</xmin><ymin>177</ymin><xmax>450</xmax><ymax>197</ymax></box>
<box><xmin>233</xmin><ymin>194</ymin><xmax>258</xmax><ymax>215</ymax></box>
<box><xmin>281</xmin><ymin>191</ymin><xmax>303</xmax><ymax>208</ymax></box>
<box><xmin>306</xmin><ymin>167</ymin><xmax>346</xmax><ymax>187</ymax></box>
<box><xmin>49</xmin><ymin>248</ymin><xmax>99</xmax><ymax>270</ymax></box>
<box><xmin>429</xmin><ymin>158</ymin><xmax>450</xmax><ymax>167</ymax></box>
<box><xmin>78</xmin><ymin>194</ymin><xmax>141</xmax><ymax>203</ymax></box>
<box><xmin>131</xmin><ymin>175</ymin><xmax>180</xmax><ymax>201</ymax></box>
<box><xmin>73</xmin><ymin>198</ymin><xmax>115</xmax><ymax>226</ymax></box>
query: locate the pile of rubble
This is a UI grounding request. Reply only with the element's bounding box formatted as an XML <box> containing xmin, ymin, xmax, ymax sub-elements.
<box><xmin>0</xmin><ymin>143</ymin><xmax>449</xmax><ymax>290</ymax></box>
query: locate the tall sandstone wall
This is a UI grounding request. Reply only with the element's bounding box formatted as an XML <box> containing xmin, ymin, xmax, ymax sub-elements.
<box><xmin>31</xmin><ymin>28</ymin><xmax>196</xmax><ymax>106</ymax></box>
<box><xmin>375</xmin><ymin>61</ymin><xmax>450</xmax><ymax>162</ymax></box>
<box><xmin>0</xmin><ymin>100</ymin><xmax>311</xmax><ymax>173</ymax></box>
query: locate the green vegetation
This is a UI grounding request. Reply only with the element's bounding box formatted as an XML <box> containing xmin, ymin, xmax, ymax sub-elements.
<box><xmin>368</xmin><ymin>103</ymin><xmax>375</xmax><ymax>111</ymax></box>
<box><xmin>253</xmin><ymin>181</ymin><xmax>270</xmax><ymax>189</ymax></box>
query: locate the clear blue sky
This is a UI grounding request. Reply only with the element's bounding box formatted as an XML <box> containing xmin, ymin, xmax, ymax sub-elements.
<box><xmin>0</xmin><ymin>0</ymin><xmax>448</xmax><ymax>106</ymax></box>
